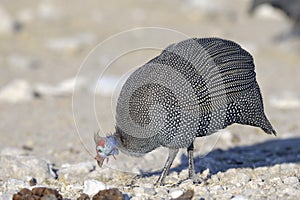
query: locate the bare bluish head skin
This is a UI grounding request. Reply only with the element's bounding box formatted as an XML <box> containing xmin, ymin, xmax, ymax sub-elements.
<box><xmin>94</xmin><ymin>134</ymin><xmax>119</xmax><ymax>167</ymax></box>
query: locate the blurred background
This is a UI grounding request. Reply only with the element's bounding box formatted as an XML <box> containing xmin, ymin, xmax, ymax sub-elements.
<box><xmin>0</xmin><ymin>0</ymin><xmax>299</xmax><ymax>169</ymax></box>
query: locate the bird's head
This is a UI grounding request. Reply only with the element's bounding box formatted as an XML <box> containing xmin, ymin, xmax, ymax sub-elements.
<box><xmin>94</xmin><ymin>131</ymin><xmax>119</xmax><ymax>167</ymax></box>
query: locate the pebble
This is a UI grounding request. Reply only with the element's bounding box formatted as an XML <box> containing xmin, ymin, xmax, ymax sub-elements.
<box><xmin>37</xmin><ymin>1</ymin><xmax>62</xmax><ymax>21</ymax></box>
<box><xmin>0</xmin><ymin>79</ymin><xmax>33</xmax><ymax>103</ymax></box>
<box><xmin>155</xmin><ymin>189</ymin><xmax>168</xmax><ymax>198</ymax></box>
<box><xmin>45</xmin><ymin>33</ymin><xmax>95</xmax><ymax>53</ymax></box>
<box><xmin>17</xmin><ymin>8</ymin><xmax>34</xmax><ymax>23</ymax></box>
<box><xmin>34</xmin><ymin>76</ymin><xmax>86</xmax><ymax>97</ymax></box>
<box><xmin>1</xmin><ymin>154</ymin><xmax>56</xmax><ymax>182</ymax></box>
<box><xmin>270</xmin><ymin>94</ymin><xmax>300</xmax><ymax>109</ymax></box>
<box><xmin>7</xmin><ymin>54</ymin><xmax>39</xmax><ymax>70</ymax></box>
<box><xmin>1</xmin><ymin>147</ymin><xmax>27</xmax><ymax>156</ymax></box>
<box><xmin>210</xmin><ymin>185</ymin><xmax>224</xmax><ymax>191</ymax></box>
<box><xmin>0</xmin><ymin>6</ymin><xmax>20</xmax><ymax>35</ymax></box>
<box><xmin>0</xmin><ymin>179</ymin><xmax>30</xmax><ymax>200</ymax></box>
<box><xmin>59</xmin><ymin>162</ymin><xmax>96</xmax><ymax>175</ymax></box>
<box><xmin>231</xmin><ymin>195</ymin><xmax>248</xmax><ymax>200</ymax></box>
<box><xmin>83</xmin><ymin>179</ymin><xmax>107</xmax><ymax>196</ymax></box>
<box><xmin>169</xmin><ymin>189</ymin><xmax>183</xmax><ymax>199</ymax></box>
<box><xmin>132</xmin><ymin>187</ymin><xmax>145</xmax><ymax>197</ymax></box>
<box><xmin>282</xmin><ymin>176</ymin><xmax>299</xmax><ymax>186</ymax></box>
<box><xmin>172</xmin><ymin>189</ymin><xmax>194</xmax><ymax>200</ymax></box>
<box><xmin>251</xmin><ymin>4</ymin><xmax>285</xmax><ymax>21</ymax></box>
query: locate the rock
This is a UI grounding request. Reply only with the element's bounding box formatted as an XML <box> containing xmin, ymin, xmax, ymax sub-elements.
<box><xmin>34</xmin><ymin>76</ymin><xmax>86</xmax><ymax>97</ymax></box>
<box><xmin>282</xmin><ymin>176</ymin><xmax>299</xmax><ymax>186</ymax></box>
<box><xmin>83</xmin><ymin>180</ymin><xmax>107</xmax><ymax>196</ymax></box>
<box><xmin>270</xmin><ymin>94</ymin><xmax>300</xmax><ymax>109</ymax></box>
<box><xmin>169</xmin><ymin>189</ymin><xmax>184</xmax><ymax>199</ymax></box>
<box><xmin>1</xmin><ymin>147</ymin><xmax>27</xmax><ymax>156</ymax></box>
<box><xmin>172</xmin><ymin>189</ymin><xmax>194</xmax><ymax>200</ymax></box>
<box><xmin>251</xmin><ymin>4</ymin><xmax>285</xmax><ymax>21</ymax></box>
<box><xmin>58</xmin><ymin>162</ymin><xmax>95</xmax><ymax>175</ymax></box>
<box><xmin>17</xmin><ymin>8</ymin><xmax>34</xmax><ymax>23</ymax></box>
<box><xmin>1</xmin><ymin>154</ymin><xmax>56</xmax><ymax>183</ymax></box>
<box><xmin>231</xmin><ymin>195</ymin><xmax>248</xmax><ymax>200</ymax></box>
<box><xmin>0</xmin><ymin>6</ymin><xmax>21</xmax><ymax>35</ymax></box>
<box><xmin>37</xmin><ymin>1</ymin><xmax>62</xmax><ymax>21</ymax></box>
<box><xmin>7</xmin><ymin>54</ymin><xmax>39</xmax><ymax>70</ymax></box>
<box><xmin>29</xmin><ymin>177</ymin><xmax>37</xmax><ymax>186</ymax></box>
<box><xmin>45</xmin><ymin>33</ymin><xmax>95</xmax><ymax>53</ymax></box>
<box><xmin>0</xmin><ymin>79</ymin><xmax>33</xmax><ymax>103</ymax></box>
<box><xmin>1</xmin><ymin>179</ymin><xmax>30</xmax><ymax>200</ymax></box>
<box><xmin>92</xmin><ymin>188</ymin><xmax>124</xmax><ymax>200</ymax></box>
<box><xmin>132</xmin><ymin>187</ymin><xmax>144</xmax><ymax>197</ymax></box>
<box><xmin>155</xmin><ymin>188</ymin><xmax>169</xmax><ymax>198</ymax></box>
<box><xmin>210</xmin><ymin>185</ymin><xmax>224</xmax><ymax>191</ymax></box>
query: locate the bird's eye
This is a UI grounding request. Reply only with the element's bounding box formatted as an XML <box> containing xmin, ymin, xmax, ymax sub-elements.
<box><xmin>97</xmin><ymin>146</ymin><xmax>103</xmax><ymax>153</ymax></box>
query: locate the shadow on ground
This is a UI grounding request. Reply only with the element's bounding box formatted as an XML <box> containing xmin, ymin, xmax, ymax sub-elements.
<box><xmin>144</xmin><ymin>137</ymin><xmax>300</xmax><ymax>177</ymax></box>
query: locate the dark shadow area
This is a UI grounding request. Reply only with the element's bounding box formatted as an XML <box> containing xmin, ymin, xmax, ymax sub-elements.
<box><xmin>143</xmin><ymin>137</ymin><xmax>300</xmax><ymax>177</ymax></box>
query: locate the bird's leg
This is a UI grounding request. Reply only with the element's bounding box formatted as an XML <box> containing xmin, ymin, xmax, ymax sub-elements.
<box><xmin>155</xmin><ymin>148</ymin><xmax>179</xmax><ymax>186</ymax></box>
<box><xmin>187</xmin><ymin>142</ymin><xmax>202</xmax><ymax>183</ymax></box>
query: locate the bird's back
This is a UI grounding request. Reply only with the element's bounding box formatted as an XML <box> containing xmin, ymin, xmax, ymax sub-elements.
<box><xmin>115</xmin><ymin>38</ymin><xmax>275</xmax><ymax>152</ymax></box>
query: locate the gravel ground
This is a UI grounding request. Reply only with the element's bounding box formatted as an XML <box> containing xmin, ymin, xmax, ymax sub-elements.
<box><xmin>0</xmin><ymin>0</ymin><xmax>300</xmax><ymax>199</ymax></box>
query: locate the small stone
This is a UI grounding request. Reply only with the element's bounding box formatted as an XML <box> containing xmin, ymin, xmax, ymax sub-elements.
<box><xmin>0</xmin><ymin>6</ymin><xmax>21</xmax><ymax>35</ymax></box>
<box><xmin>66</xmin><ymin>183</ymin><xmax>83</xmax><ymax>193</ymax></box>
<box><xmin>29</xmin><ymin>177</ymin><xmax>37</xmax><ymax>186</ymax></box>
<box><xmin>92</xmin><ymin>188</ymin><xmax>124</xmax><ymax>200</ymax></box>
<box><xmin>45</xmin><ymin>33</ymin><xmax>95</xmax><ymax>53</ymax></box>
<box><xmin>202</xmin><ymin>168</ymin><xmax>210</xmax><ymax>179</ymax></box>
<box><xmin>283</xmin><ymin>176</ymin><xmax>299</xmax><ymax>185</ymax></box>
<box><xmin>7</xmin><ymin>54</ymin><xmax>39</xmax><ymax>70</ymax></box>
<box><xmin>252</xmin><ymin>4</ymin><xmax>286</xmax><ymax>20</ymax></box>
<box><xmin>281</xmin><ymin>187</ymin><xmax>299</xmax><ymax>195</ymax></box>
<box><xmin>3</xmin><ymin>178</ymin><xmax>30</xmax><ymax>192</ymax></box>
<box><xmin>17</xmin><ymin>8</ymin><xmax>34</xmax><ymax>23</ymax></box>
<box><xmin>34</xmin><ymin>76</ymin><xmax>86</xmax><ymax>97</ymax></box>
<box><xmin>211</xmin><ymin>185</ymin><xmax>224</xmax><ymax>191</ymax></box>
<box><xmin>169</xmin><ymin>189</ymin><xmax>183</xmax><ymax>199</ymax></box>
<box><xmin>83</xmin><ymin>180</ymin><xmax>107</xmax><ymax>196</ymax></box>
<box><xmin>1</xmin><ymin>155</ymin><xmax>56</xmax><ymax>183</ymax></box>
<box><xmin>78</xmin><ymin>193</ymin><xmax>90</xmax><ymax>200</ymax></box>
<box><xmin>231</xmin><ymin>195</ymin><xmax>248</xmax><ymax>200</ymax></box>
<box><xmin>155</xmin><ymin>188</ymin><xmax>169</xmax><ymax>198</ymax></box>
<box><xmin>37</xmin><ymin>1</ymin><xmax>62</xmax><ymax>21</ymax></box>
<box><xmin>270</xmin><ymin>94</ymin><xmax>300</xmax><ymax>109</ymax></box>
<box><xmin>132</xmin><ymin>187</ymin><xmax>144</xmax><ymax>197</ymax></box>
<box><xmin>1</xmin><ymin>147</ymin><xmax>27</xmax><ymax>156</ymax></box>
<box><xmin>0</xmin><ymin>79</ymin><xmax>33</xmax><ymax>103</ymax></box>
<box><xmin>172</xmin><ymin>189</ymin><xmax>194</xmax><ymax>200</ymax></box>
<box><xmin>59</xmin><ymin>162</ymin><xmax>95</xmax><ymax>175</ymax></box>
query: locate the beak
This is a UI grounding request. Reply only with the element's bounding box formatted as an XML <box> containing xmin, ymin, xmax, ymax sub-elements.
<box><xmin>95</xmin><ymin>155</ymin><xmax>105</xmax><ymax>167</ymax></box>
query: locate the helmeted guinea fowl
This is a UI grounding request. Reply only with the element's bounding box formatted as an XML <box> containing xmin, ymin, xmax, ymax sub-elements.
<box><xmin>94</xmin><ymin>37</ymin><xmax>276</xmax><ymax>185</ymax></box>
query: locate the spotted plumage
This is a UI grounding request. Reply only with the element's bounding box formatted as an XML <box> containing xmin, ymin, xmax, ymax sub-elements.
<box><xmin>94</xmin><ymin>37</ymin><xmax>276</xmax><ymax>185</ymax></box>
